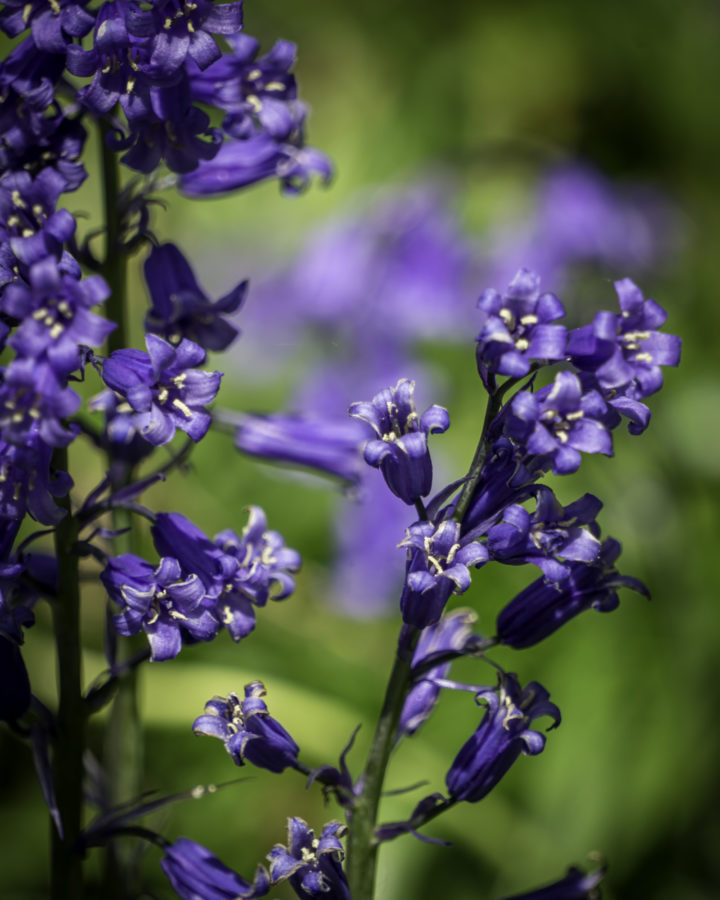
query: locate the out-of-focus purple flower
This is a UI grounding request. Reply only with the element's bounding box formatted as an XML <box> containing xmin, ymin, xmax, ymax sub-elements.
<box><xmin>189</xmin><ymin>34</ymin><xmax>304</xmax><ymax>143</ymax></box>
<box><xmin>268</xmin><ymin>818</ymin><xmax>350</xmax><ymax>900</ymax></box>
<box><xmin>100</xmin><ymin>334</ymin><xmax>222</xmax><ymax>445</ymax></box>
<box><xmin>125</xmin><ymin>0</ymin><xmax>243</xmax><ymax>80</ymax></box>
<box><xmin>101</xmin><ymin>553</ymin><xmax>220</xmax><ymax>661</ymax></box>
<box><xmin>505</xmin><ymin>371</ymin><xmax>612</xmax><ymax>475</ymax></box>
<box><xmin>0</xmin><ymin>358</ymin><xmax>80</xmax><ymax>447</ymax></box>
<box><xmin>3</xmin><ymin>256</ymin><xmax>112</xmax><ymax>374</ymax></box>
<box><xmin>485</xmin><ymin>487</ymin><xmax>602</xmax><ymax>582</ymax></box>
<box><xmin>497</xmin><ymin>538</ymin><xmax>648</xmax><ymax>649</ymax></box>
<box><xmin>143</xmin><ymin>242</ymin><xmax>246</xmax><ymax>351</ymax></box>
<box><xmin>0</xmin><ymin>432</ymin><xmax>72</xmax><ymax>524</ymax></box>
<box><xmin>0</xmin><ymin>0</ymin><xmax>94</xmax><ymax>53</ymax></box>
<box><xmin>350</xmin><ymin>379</ymin><xmax>450</xmax><ymax>505</ymax></box>
<box><xmin>400</xmin><ymin>608</ymin><xmax>480</xmax><ymax>736</ymax></box>
<box><xmin>0</xmin><ymin>526</ymin><xmax>33</xmax><ymax>722</ymax></box>
<box><xmin>161</xmin><ymin>838</ymin><xmax>269</xmax><ymax>900</ymax></box>
<box><xmin>193</xmin><ymin>681</ymin><xmax>300</xmax><ymax>773</ymax></box>
<box><xmin>446</xmin><ymin>672</ymin><xmax>560</xmax><ymax>803</ymax></box>
<box><xmin>475</xmin><ymin>268</ymin><xmax>566</xmax><ymax>387</ymax></box>
<box><xmin>399</xmin><ymin>519</ymin><xmax>487</xmax><ymax>628</ymax></box>
<box><xmin>567</xmin><ymin>279</ymin><xmax>681</xmax><ymax>428</ymax></box>
<box><xmin>498</xmin><ymin>864</ymin><xmax>605</xmax><ymax>900</ymax></box>
<box><xmin>180</xmin><ymin>135</ymin><xmax>331</xmax><ymax>196</ymax></box>
<box><xmin>231</xmin><ymin>412</ymin><xmax>365</xmax><ymax>483</ymax></box>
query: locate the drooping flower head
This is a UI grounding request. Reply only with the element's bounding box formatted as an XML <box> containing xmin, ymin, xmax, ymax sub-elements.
<box><xmin>498</xmin><ymin>864</ymin><xmax>605</xmax><ymax>900</ymax></box>
<box><xmin>193</xmin><ymin>681</ymin><xmax>300</xmax><ymax>773</ymax></box>
<box><xmin>349</xmin><ymin>379</ymin><xmax>450</xmax><ymax>505</ymax></box>
<box><xmin>399</xmin><ymin>518</ymin><xmax>487</xmax><ymax>627</ymax></box>
<box><xmin>496</xmin><ymin>537</ymin><xmax>648</xmax><ymax>649</ymax></box>
<box><xmin>267</xmin><ymin>818</ymin><xmax>350</xmax><ymax>900</ymax></box>
<box><xmin>445</xmin><ymin>672</ymin><xmax>560</xmax><ymax>803</ymax></box>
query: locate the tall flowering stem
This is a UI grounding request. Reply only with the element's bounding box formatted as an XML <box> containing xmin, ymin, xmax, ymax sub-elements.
<box><xmin>346</xmin><ymin>627</ymin><xmax>417</xmax><ymax>899</ymax></box>
<box><xmin>50</xmin><ymin>447</ymin><xmax>85</xmax><ymax>900</ymax></box>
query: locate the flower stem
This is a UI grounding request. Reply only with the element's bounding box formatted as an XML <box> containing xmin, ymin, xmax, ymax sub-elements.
<box><xmin>99</xmin><ymin>127</ymin><xmax>145</xmax><ymax>898</ymax></box>
<box><xmin>51</xmin><ymin>448</ymin><xmax>85</xmax><ymax>900</ymax></box>
<box><xmin>346</xmin><ymin>627</ymin><xmax>417</xmax><ymax>899</ymax></box>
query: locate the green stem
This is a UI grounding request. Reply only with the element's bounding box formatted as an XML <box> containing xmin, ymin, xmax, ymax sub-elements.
<box><xmin>99</xmin><ymin>128</ymin><xmax>145</xmax><ymax>899</ymax></box>
<box><xmin>346</xmin><ymin>628</ymin><xmax>417</xmax><ymax>899</ymax></box>
<box><xmin>51</xmin><ymin>448</ymin><xmax>85</xmax><ymax>900</ymax></box>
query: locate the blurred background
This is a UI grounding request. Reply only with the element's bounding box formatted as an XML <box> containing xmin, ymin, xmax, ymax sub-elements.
<box><xmin>3</xmin><ymin>0</ymin><xmax>720</xmax><ymax>897</ymax></box>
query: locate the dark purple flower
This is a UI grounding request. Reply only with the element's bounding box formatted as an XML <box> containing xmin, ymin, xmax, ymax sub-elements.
<box><xmin>161</xmin><ymin>838</ymin><xmax>269</xmax><ymax>900</ymax></box>
<box><xmin>445</xmin><ymin>672</ymin><xmax>560</xmax><ymax>803</ymax></box>
<box><xmin>0</xmin><ymin>358</ymin><xmax>80</xmax><ymax>447</ymax></box>
<box><xmin>349</xmin><ymin>379</ymin><xmax>450</xmax><ymax>505</ymax></box>
<box><xmin>399</xmin><ymin>519</ymin><xmax>487</xmax><ymax>627</ymax></box>
<box><xmin>126</xmin><ymin>0</ymin><xmax>243</xmax><ymax>81</ymax></box>
<box><xmin>475</xmin><ymin>269</ymin><xmax>567</xmax><ymax>387</ymax></box>
<box><xmin>151</xmin><ymin>510</ymin><xmax>225</xmax><ymax>595</ymax></box>
<box><xmin>496</xmin><ymin>538</ymin><xmax>648</xmax><ymax>649</ymax></box>
<box><xmin>400</xmin><ymin>608</ymin><xmax>480</xmax><ymax>735</ymax></box>
<box><xmin>3</xmin><ymin>256</ymin><xmax>112</xmax><ymax>374</ymax></box>
<box><xmin>179</xmin><ymin>134</ymin><xmax>332</xmax><ymax>196</ymax></box>
<box><xmin>231</xmin><ymin>412</ymin><xmax>365</xmax><ymax>483</ymax></box>
<box><xmin>101</xmin><ymin>553</ymin><xmax>220</xmax><ymax>661</ymax></box>
<box><xmin>100</xmin><ymin>334</ymin><xmax>222</xmax><ymax>445</ymax></box>
<box><xmin>193</xmin><ymin>681</ymin><xmax>300</xmax><ymax>773</ymax></box>
<box><xmin>267</xmin><ymin>818</ymin><xmax>350</xmax><ymax>900</ymax></box>
<box><xmin>498</xmin><ymin>865</ymin><xmax>605</xmax><ymax>900</ymax></box>
<box><xmin>0</xmin><ymin>431</ymin><xmax>72</xmax><ymax>524</ymax></box>
<box><xmin>0</xmin><ymin>0</ymin><xmax>94</xmax><ymax>54</ymax></box>
<box><xmin>484</xmin><ymin>487</ymin><xmax>602</xmax><ymax>582</ymax></box>
<box><xmin>211</xmin><ymin>506</ymin><xmax>301</xmax><ymax>639</ymax></box>
<box><xmin>567</xmin><ymin>278</ymin><xmax>681</xmax><ymax>400</ymax></box>
<box><xmin>143</xmin><ymin>242</ymin><xmax>246</xmax><ymax>350</ymax></box>
<box><xmin>506</xmin><ymin>371</ymin><xmax>612</xmax><ymax>474</ymax></box>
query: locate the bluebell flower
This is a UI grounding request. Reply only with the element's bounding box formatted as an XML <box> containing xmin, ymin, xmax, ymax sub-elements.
<box><xmin>400</xmin><ymin>608</ymin><xmax>480</xmax><ymax>735</ymax></box>
<box><xmin>399</xmin><ymin>519</ymin><xmax>487</xmax><ymax>627</ymax></box>
<box><xmin>161</xmin><ymin>838</ymin><xmax>270</xmax><ymax>900</ymax></box>
<box><xmin>100</xmin><ymin>334</ymin><xmax>222</xmax><ymax>445</ymax></box>
<box><xmin>268</xmin><ymin>818</ymin><xmax>350</xmax><ymax>900</ymax></box>
<box><xmin>143</xmin><ymin>242</ymin><xmax>246</xmax><ymax>351</ymax></box>
<box><xmin>475</xmin><ymin>268</ymin><xmax>567</xmax><ymax>387</ymax></box>
<box><xmin>151</xmin><ymin>510</ymin><xmax>225</xmax><ymax>597</ymax></box>
<box><xmin>484</xmin><ymin>487</ymin><xmax>602</xmax><ymax>582</ymax></box>
<box><xmin>0</xmin><ymin>358</ymin><xmax>80</xmax><ymax>447</ymax></box>
<box><xmin>193</xmin><ymin>681</ymin><xmax>300</xmax><ymax>773</ymax></box>
<box><xmin>506</xmin><ymin>371</ymin><xmax>612</xmax><ymax>475</ymax></box>
<box><xmin>3</xmin><ymin>257</ymin><xmax>112</xmax><ymax>375</ymax></box>
<box><xmin>0</xmin><ymin>525</ymin><xmax>32</xmax><ymax>722</ymax></box>
<box><xmin>0</xmin><ymin>0</ymin><xmax>94</xmax><ymax>54</ymax></box>
<box><xmin>231</xmin><ymin>412</ymin><xmax>365</xmax><ymax>483</ymax></box>
<box><xmin>180</xmin><ymin>135</ymin><xmax>332</xmax><ymax>196</ymax></box>
<box><xmin>496</xmin><ymin>538</ymin><xmax>648</xmax><ymax>649</ymax></box>
<box><xmin>498</xmin><ymin>864</ymin><xmax>604</xmax><ymax>900</ymax></box>
<box><xmin>0</xmin><ymin>432</ymin><xmax>72</xmax><ymax>524</ymax></box>
<box><xmin>446</xmin><ymin>672</ymin><xmax>560</xmax><ymax>803</ymax></box>
<box><xmin>567</xmin><ymin>278</ymin><xmax>681</xmax><ymax>400</ymax></box>
<box><xmin>101</xmin><ymin>553</ymin><xmax>220</xmax><ymax>661</ymax></box>
<box><xmin>349</xmin><ymin>379</ymin><xmax>450</xmax><ymax>505</ymax></box>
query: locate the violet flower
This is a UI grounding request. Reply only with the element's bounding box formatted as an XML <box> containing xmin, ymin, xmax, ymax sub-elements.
<box><xmin>0</xmin><ymin>432</ymin><xmax>72</xmax><ymax>524</ymax></box>
<box><xmin>100</xmin><ymin>334</ymin><xmax>222</xmax><ymax>445</ymax></box>
<box><xmin>498</xmin><ymin>865</ymin><xmax>605</xmax><ymax>900</ymax></box>
<box><xmin>161</xmin><ymin>838</ymin><xmax>270</xmax><ymax>900</ymax></box>
<box><xmin>193</xmin><ymin>681</ymin><xmax>300</xmax><ymax>773</ymax></box>
<box><xmin>0</xmin><ymin>0</ymin><xmax>94</xmax><ymax>54</ymax></box>
<box><xmin>349</xmin><ymin>379</ymin><xmax>450</xmax><ymax>505</ymax></box>
<box><xmin>101</xmin><ymin>553</ymin><xmax>220</xmax><ymax>661</ymax></box>
<box><xmin>496</xmin><ymin>538</ymin><xmax>649</xmax><ymax>649</ymax></box>
<box><xmin>143</xmin><ymin>242</ymin><xmax>246</xmax><ymax>351</ymax></box>
<box><xmin>267</xmin><ymin>818</ymin><xmax>350</xmax><ymax>900</ymax></box>
<box><xmin>475</xmin><ymin>268</ymin><xmax>566</xmax><ymax>387</ymax></box>
<box><xmin>446</xmin><ymin>672</ymin><xmax>560</xmax><ymax>803</ymax></box>
<box><xmin>399</xmin><ymin>519</ymin><xmax>487</xmax><ymax>628</ymax></box>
